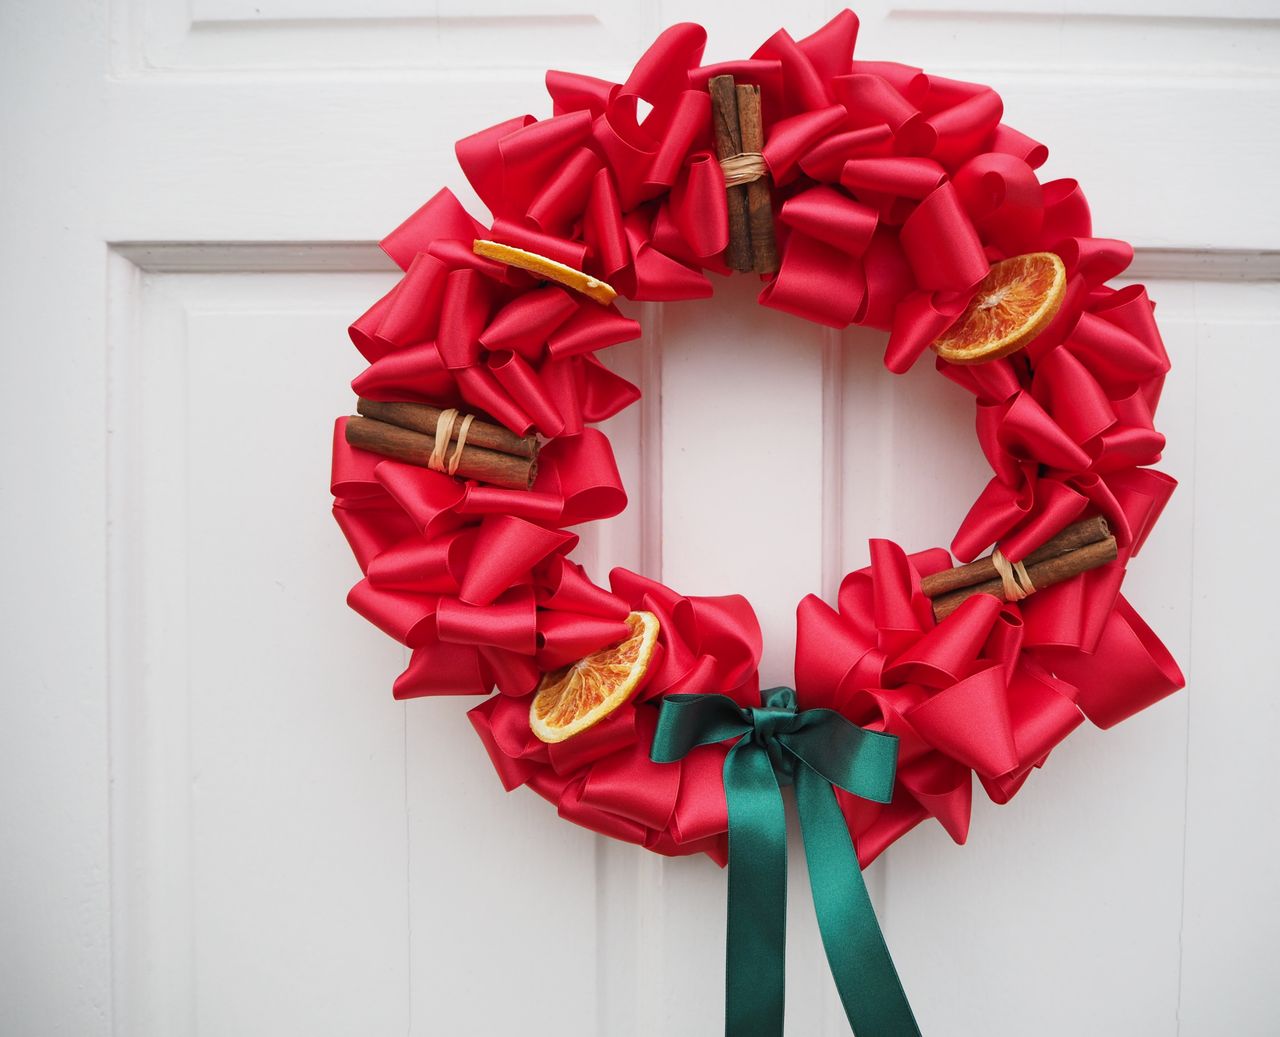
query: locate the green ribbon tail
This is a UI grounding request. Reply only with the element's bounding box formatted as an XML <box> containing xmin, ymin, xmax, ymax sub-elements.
<box><xmin>650</xmin><ymin>692</ymin><xmax>920</xmax><ymax>1037</ymax></box>
<box><xmin>722</xmin><ymin>739</ymin><xmax>788</xmax><ymax>1037</ymax></box>
<box><xmin>794</xmin><ymin>763</ymin><xmax>922</xmax><ymax>1037</ymax></box>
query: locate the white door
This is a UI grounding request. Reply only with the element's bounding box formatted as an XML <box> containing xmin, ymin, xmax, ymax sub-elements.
<box><xmin>3</xmin><ymin>1</ymin><xmax>1277</xmax><ymax>1035</ymax></box>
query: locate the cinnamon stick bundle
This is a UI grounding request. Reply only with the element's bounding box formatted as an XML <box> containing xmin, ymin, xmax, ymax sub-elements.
<box><xmin>735</xmin><ymin>83</ymin><xmax>778</xmax><ymax>274</ymax></box>
<box><xmin>356</xmin><ymin>398</ymin><xmax>538</xmax><ymax>459</ymax></box>
<box><xmin>924</xmin><ymin>517</ymin><xmax>1117</xmax><ymax>622</ymax></box>
<box><xmin>708</xmin><ymin>74</ymin><xmax>753</xmax><ymax>273</ymax></box>
<box><xmin>344</xmin><ymin>413</ymin><xmax>537</xmax><ymax>491</ymax></box>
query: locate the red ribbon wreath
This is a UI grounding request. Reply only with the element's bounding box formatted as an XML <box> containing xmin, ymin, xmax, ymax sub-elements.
<box><xmin>330</xmin><ymin>10</ymin><xmax>1184</xmax><ymax>870</ymax></box>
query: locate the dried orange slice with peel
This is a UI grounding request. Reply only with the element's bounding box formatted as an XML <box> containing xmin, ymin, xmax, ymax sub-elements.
<box><xmin>932</xmin><ymin>252</ymin><xmax>1067</xmax><ymax>365</ymax></box>
<box><xmin>529</xmin><ymin>610</ymin><xmax>660</xmax><ymax>743</ymax></box>
<box><xmin>473</xmin><ymin>239</ymin><xmax>617</xmax><ymax>306</ymax></box>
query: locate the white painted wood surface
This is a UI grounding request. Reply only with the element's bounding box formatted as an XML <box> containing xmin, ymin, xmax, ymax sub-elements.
<box><xmin>2</xmin><ymin>1</ymin><xmax>1277</xmax><ymax>1034</ymax></box>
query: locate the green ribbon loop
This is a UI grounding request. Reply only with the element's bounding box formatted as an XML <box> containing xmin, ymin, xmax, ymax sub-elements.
<box><xmin>651</xmin><ymin>688</ymin><xmax>921</xmax><ymax>1037</ymax></box>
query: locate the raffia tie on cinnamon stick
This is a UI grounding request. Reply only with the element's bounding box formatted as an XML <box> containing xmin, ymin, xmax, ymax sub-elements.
<box><xmin>345</xmin><ymin>398</ymin><xmax>538</xmax><ymax>491</ymax></box>
<box><xmin>991</xmin><ymin>549</ymin><xmax>1035</xmax><ymax>601</ymax></box>
<box><xmin>427</xmin><ymin>408</ymin><xmax>475</xmax><ymax>476</ymax></box>
<box><xmin>719</xmin><ymin>152</ymin><xmax>768</xmax><ymax>187</ymax></box>
<box><xmin>923</xmin><ymin>517</ymin><xmax>1117</xmax><ymax>622</ymax></box>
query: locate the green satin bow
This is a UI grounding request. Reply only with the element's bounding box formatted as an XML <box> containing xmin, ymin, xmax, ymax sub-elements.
<box><xmin>650</xmin><ymin>687</ymin><xmax>921</xmax><ymax>1037</ymax></box>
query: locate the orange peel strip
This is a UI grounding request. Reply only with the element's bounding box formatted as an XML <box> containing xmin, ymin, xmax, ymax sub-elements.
<box><xmin>473</xmin><ymin>239</ymin><xmax>617</xmax><ymax>306</ymax></box>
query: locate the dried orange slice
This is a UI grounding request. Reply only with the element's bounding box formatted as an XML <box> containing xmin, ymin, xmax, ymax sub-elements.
<box><xmin>529</xmin><ymin>611</ymin><xmax>659</xmax><ymax>743</ymax></box>
<box><xmin>932</xmin><ymin>252</ymin><xmax>1067</xmax><ymax>365</ymax></box>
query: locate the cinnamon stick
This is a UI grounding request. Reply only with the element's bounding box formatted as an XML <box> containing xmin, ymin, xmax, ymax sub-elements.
<box><xmin>734</xmin><ymin>83</ymin><xmax>778</xmax><ymax>275</ymax></box>
<box><xmin>930</xmin><ymin>535</ymin><xmax>1118</xmax><ymax>622</ymax></box>
<box><xmin>345</xmin><ymin>415</ymin><xmax>537</xmax><ymax>491</ymax></box>
<box><xmin>921</xmin><ymin>516</ymin><xmax>1111</xmax><ymax>599</ymax></box>
<box><xmin>356</xmin><ymin>398</ymin><xmax>538</xmax><ymax>459</ymax></box>
<box><xmin>708</xmin><ymin>74</ymin><xmax>753</xmax><ymax>272</ymax></box>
